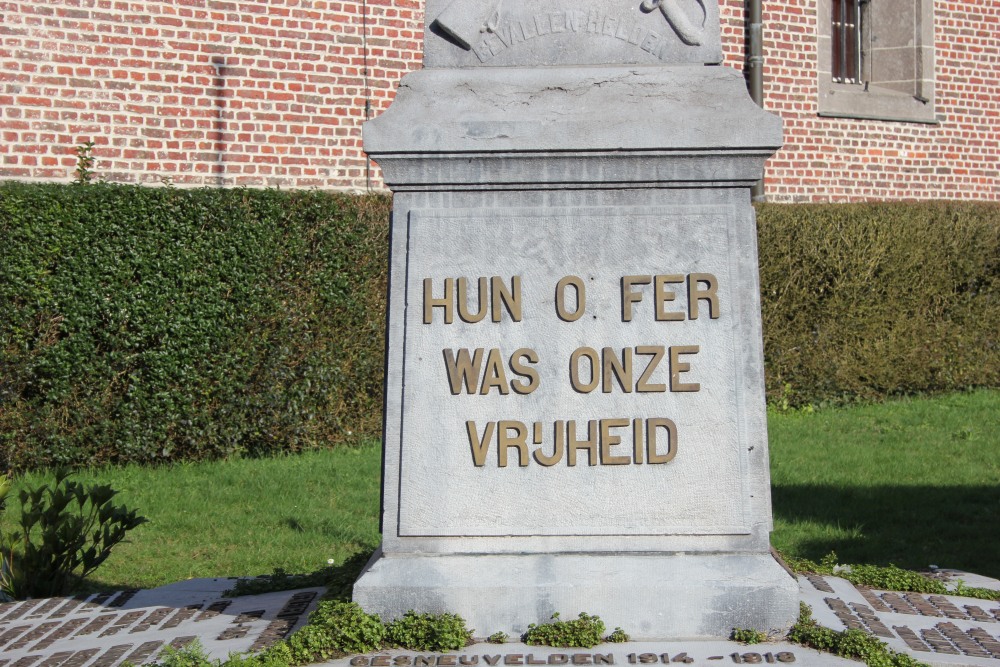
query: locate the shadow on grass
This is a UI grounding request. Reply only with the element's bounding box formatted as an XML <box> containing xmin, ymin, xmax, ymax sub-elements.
<box><xmin>773</xmin><ymin>484</ymin><xmax>1000</xmax><ymax>579</ymax></box>
<box><xmin>77</xmin><ymin>548</ymin><xmax>377</xmax><ymax>598</ymax></box>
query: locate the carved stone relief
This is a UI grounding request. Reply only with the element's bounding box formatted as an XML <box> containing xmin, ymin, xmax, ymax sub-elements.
<box><xmin>424</xmin><ymin>0</ymin><xmax>722</xmax><ymax>67</ymax></box>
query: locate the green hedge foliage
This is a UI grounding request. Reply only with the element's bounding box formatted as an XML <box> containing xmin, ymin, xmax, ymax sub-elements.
<box><xmin>757</xmin><ymin>202</ymin><xmax>999</xmax><ymax>407</ymax></box>
<box><xmin>1</xmin><ymin>183</ymin><xmax>390</xmax><ymax>470</ymax></box>
<box><xmin>1</xmin><ymin>185</ymin><xmax>996</xmax><ymax>469</ymax></box>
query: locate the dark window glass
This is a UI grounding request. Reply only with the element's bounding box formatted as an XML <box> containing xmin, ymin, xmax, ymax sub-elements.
<box><xmin>832</xmin><ymin>0</ymin><xmax>862</xmax><ymax>83</ymax></box>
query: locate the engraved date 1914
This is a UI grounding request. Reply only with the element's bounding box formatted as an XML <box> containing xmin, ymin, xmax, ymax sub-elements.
<box><xmin>625</xmin><ymin>653</ymin><xmax>795</xmax><ymax>664</ymax></box>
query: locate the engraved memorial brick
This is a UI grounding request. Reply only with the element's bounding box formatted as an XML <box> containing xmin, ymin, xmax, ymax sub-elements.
<box><xmin>354</xmin><ymin>0</ymin><xmax>798</xmax><ymax>639</ymax></box>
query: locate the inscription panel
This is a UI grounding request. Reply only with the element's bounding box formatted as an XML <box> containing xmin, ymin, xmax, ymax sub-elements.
<box><xmin>396</xmin><ymin>207</ymin><xmax>752</xmax><ymax>537</ymax></box>
<box><xmin>424</xmin><ymin>0</ymin><xmax>722</xmax><ymax>68</ymax></box>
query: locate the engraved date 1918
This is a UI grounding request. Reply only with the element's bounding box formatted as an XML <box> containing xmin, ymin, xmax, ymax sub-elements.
<box><xmin>625</xmin><ymin>653</ymin><xmax>795</xmax><ymax>665</ymax></box>
<box><xmin>730</xmin><ymin>653</ymin><xmax>796</xmax><ymax>664</ymax></box>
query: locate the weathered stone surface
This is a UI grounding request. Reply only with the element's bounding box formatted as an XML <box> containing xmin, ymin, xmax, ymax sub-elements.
<box><xmin>424</xmin><ymin>0</ymin><xmax>722</xmax><ymax>67</ymax></box>
<box><xmin>357</xmin><ymin>1</ymin><xmax>795</xmax><ymax>640</ymax></box>
<box><xmin>320</xmin><ymin>641</ymin><xmax>862</xmax><ymax>667</ymax></box>
<box><xmin>355</xmin><ymin>553</ymin><xmax>798</xmax><ymax>640</ymax></box>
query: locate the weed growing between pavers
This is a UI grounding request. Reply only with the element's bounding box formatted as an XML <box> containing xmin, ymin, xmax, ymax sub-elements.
<box><xmin>785</xmin><ymin>552</ymin><xmax>1000</xmax><ymax>602</ymax></box>
<box><xmin>788</xmin><ymin>603</ymin><xmax>929</xmax><ymax>667</ymax></box>
<box><xmin>730</xmin><ymin>628</ymin><xmax>766</xmax><ymax>644</ymax></box>
<box><xmin>148</xmin><ymin>603</ymin><xmax>473</xmax><ymax>667</ymax></box>
<box><xmin>522</xmin><ymin>612</ymin><xmax>608</xmax><ymax>648</ymax></box>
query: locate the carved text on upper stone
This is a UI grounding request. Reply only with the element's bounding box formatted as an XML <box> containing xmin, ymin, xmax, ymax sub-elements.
<box><xmin>472</xmin><ymin>10</ymin><xmax>678</xmax><ymax>63</ymax></box>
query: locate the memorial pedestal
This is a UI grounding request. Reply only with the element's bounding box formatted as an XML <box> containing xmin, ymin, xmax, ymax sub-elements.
<box><xmin>354</xmin><ymin>62</ymin><xmax>796</xmax><ymax>639</ymax></box>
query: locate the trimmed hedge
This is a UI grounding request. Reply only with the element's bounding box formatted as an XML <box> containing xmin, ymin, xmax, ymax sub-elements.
<box><xmin>1</xmin><ymin>185</ymin><xmax>997</xmax><ymax>469</ymax></box>
<box><xmin>1</xmin><ymin>183</ymin><xmax>390</xmax><ymax>470</ymax></box>
<box><xmin>757</xmin><ymin>202</ymin><xmax>999</xmax><ymax>407</ymax></box>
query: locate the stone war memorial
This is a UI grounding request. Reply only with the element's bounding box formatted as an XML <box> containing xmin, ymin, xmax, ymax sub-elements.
<box><xmin>353</xmin><ymin>0</ymin><xmax>799</xmax><ymax>639</ymax></box>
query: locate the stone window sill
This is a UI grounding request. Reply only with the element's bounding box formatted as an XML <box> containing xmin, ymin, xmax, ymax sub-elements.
<box><xmin>818</xmin><ymin>82</ymin><xmax>938</xmax><ymax>125</ymax></box>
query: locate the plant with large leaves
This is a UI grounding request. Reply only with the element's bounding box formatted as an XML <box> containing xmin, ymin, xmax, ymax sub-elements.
<box><xmin>0</xmin><ymin>469</ymin><xmax>148</xmax><ymax>599</ymax></box>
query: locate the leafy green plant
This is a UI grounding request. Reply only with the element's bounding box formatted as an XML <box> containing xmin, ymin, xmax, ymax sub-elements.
<box><xmin>0</xmin><ymin>473</ymin><xmax>11</xmax><ymax>601</ymax></box>
<box><xmin>487</xmin><ymin>631</ymin><xmax>509</xmax><ymax>644</ymax></box>
<box><xmin>789</xmin><ymin>603</ymin><xmax>928</xmax><ymax>667</ymax></box>
<box><xmin>523</xmin><ymin>612</ymin><xmax>607</xmax><ymax>648</ymax></box>
<box><xmin>73</xmin><ymin>141</ymin><xmax>96</xmax><ymax>184</ymax></box>
<box><xmin>0</xmin><ymin>469</ymin><xmax>148</xmax><ymax>599</ymax></box>
<box><xmin>385</xmin><ymin>610</ymin><xmax>473</xmax><ymax>652</ymax></box>
<box><xmin>1</xmin><ymin>183</ymin><xmax>391</xmax><ymax>471</ymax></box>
<box><xmin>757</xmin><ymin>201</ymin><xmax>999</xmax><ymax>408</ymax></box>
<box><xmin>294</xmin><ymin>601</ymin><xmax>386</xmax><ymax>658</ymax></box>
<box><xmin>157</xmin><ymin>640</ymin><xmax>215</xmax><ymax>667</ymax></box>
<box><xmin>605</xmin><ymin>627</ymin><xmax>630</xmax><ymax>643</ymax></box>
<box><xmin>786</xmin><ymin>552</ymin><xmax>999</xmax><ymax>602</ymax></box>
<box><xmin>730</xmin><ymin>628</ymin><xmax>765</xmax><ymax>644</ymax></box>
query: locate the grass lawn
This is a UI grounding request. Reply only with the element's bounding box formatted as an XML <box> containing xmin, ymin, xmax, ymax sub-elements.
<box><xmin>769</xmin><ymin>389</ymin><xmax>999</xmax><ymax>578</ymax></box>
<box><xmin>2</xmin><ymin>390</ymin><xmax>996</xmax><ymax>590</ymax></box>
<box><xmin>2</xmin><ymin>444</ymin><xmax>383</xmax><ymax>591</ymax></box>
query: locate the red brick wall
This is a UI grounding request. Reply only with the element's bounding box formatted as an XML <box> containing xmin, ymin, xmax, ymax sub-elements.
<box><xmin>2</xmin><ymin>1</ymin><xmax>997</xmax><ymax>200</ymax></box>
<box><xmin>721</xmin><ymin>0</ymin><xmax>999</xmax><ymax>202</ymax></box>
<box><xmin>0</xmin><ymin>0</ymin><xmax>423</xmax><ymax>189</ymax></box>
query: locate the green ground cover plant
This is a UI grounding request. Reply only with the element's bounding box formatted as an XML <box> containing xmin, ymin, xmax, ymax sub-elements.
<box><xmin>384</xmin><ymin>610</ymin><xmax>473</xmax><ymax>651</ymax></box>
<box><xmin>522</xmin><ymin>612</ymin><xmax>608</xmax><ymax>648</ymax></box>
<box><xmin>783</xmin><ymin>553</ymin><xmax>999</xmax><ymax>602</ymax></box>
<box><xmin>150</xmin><ymin>605</ymin><xmax>472</xmax><ymax>667</ymax></box>
<box><xmin>730</xmin><ymin>628</ymin><xmax>766</xmax><ymax>644</ymax></box>
<box><xmin>788</xmin><ymin>603</ymin><xmax>927</xmax><ymax>667</ymax></box>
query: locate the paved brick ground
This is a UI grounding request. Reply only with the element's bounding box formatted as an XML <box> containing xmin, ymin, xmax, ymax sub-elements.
<box><xmin>0</xmin><ymin>578</ymin><xmax>322</xmax><ymax>666</ymax></box>
<box><xmin>0</xmin><ymin>570</ymin><xmax>997</xmax><ymax>667</ymax></box>
<box><xmin>798</xmin><ymin>569</ymin><xmax>1000</xmax><ymax>667</ymax></box>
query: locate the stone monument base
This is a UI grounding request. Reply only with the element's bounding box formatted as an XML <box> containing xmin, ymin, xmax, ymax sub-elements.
<box><xmin>354</xmin><ymin>551</ymin><xmax>798</xmax><ymax>640</ymax></box>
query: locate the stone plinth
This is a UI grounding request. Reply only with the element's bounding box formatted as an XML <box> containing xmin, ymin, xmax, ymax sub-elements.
<box><xmin>354</xmin><ymin>0</ymin><xmax>797</xmax><ymax>640</ymax></box>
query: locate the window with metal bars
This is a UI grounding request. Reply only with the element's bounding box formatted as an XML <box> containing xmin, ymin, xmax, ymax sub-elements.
<box><xmin>831</xmin><ymin>0</ymin><xmax>863</xmax><ymax>83</ymax></box>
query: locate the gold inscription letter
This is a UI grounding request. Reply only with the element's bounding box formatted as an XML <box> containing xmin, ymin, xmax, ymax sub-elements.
<box><xmin>635</xmin><ymin>345</ymin><xmax>667</xmax><ymax>393</ymax></box>
<box><xmin>654</xmin><ymin>274</ymin><xmax>685</xmax><ymax>321</ymax></box>
<box><xmin>647</xmin><ymin>418</ymin><xmax>678</xmax><ymax>464</ymax></box>
<box><xmin>480</xmin><ymin>348</ymin><xmax>511</xmax><ymax>395</ymax></box>
<box><xmin>633</xmin><ymin>417</ymin><xmax>644</xmax><ymax>464</ymax></box>
<box><xmin>492</xmin><ymin>275</ymin><xmax>523</xmax><ymax>322</ymax></box>
<box><xmin>467</xmin><ymin>420</ymin><xmax>495</xmax><ymax>467</ymax></box>
<box><xmin>498</xmin><ymin>421</ymin><xmax>529</xmax><ymax>467</ymax></box>
<box><xmin>569</xmin><ymin>347</ymin><xmax>600</xmax><ymax>393</ymax></box>
<box><xmin>602</xmin><ymin>347</ymin><xmax>633</xmax><ymax>393</ymax></box>
<box><xmin>443</xmin><ymin>348</ymin><xmax>485</xmax><ymax>395</ymax></box>
<box><xmin>669</xmin><ymin>345</ymin><xmax>700</xmax><ymax>392</ymax></box>
<box><xmin>567</xmin><ymin>420</ymin><xmax>598</xmax><ymax>466</ymax></box>
<box><xmin>424</xmin><ymin>277</ymin><xmax>455</xmax><ymax>324</ymax></box>
<box><xmin>621</xmin><ymin>275</ymin><xmax>651</xmax><ymax>322</ymax></box>
<box><xmin>510</xmin><ymin>348</ymin><xmax>540</xmax><ymax>395</ymax></box>
<box><xmin>600</xmin><ymin>418</ymin><xmax>631</xmax><ymax>465</ymax></box>
<box><xmin>555</xmin><ymin>275</ymin><xmax>586</xmax><ymax>322</ymax></box>
<box><xmin>457</xmin><ymin>277</ymin><xmax>489</xmax><ymax>323</ymax></box>
<box><xmin>533</xmin><ymin>420</ymin><xmax>565</xmax><ymax>467</ymax></box>
<box><xmin>687</xmin><ymin>273</ymin><xmax>720</xmax><ymax>320</ymax></box>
